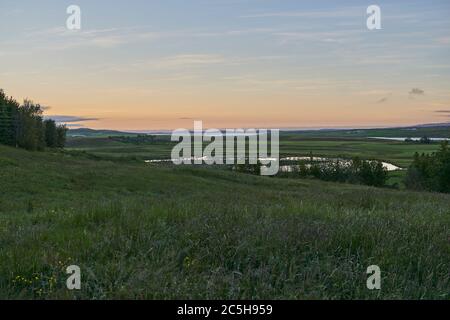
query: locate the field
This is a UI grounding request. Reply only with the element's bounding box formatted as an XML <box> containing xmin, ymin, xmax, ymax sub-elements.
<box><xmin>67</xmin><ymin>136</ymin><xmax>441</xmax><ymax>166</ymax></box>
<box><xmin>0</xmin><ymin>140</ymin><xmax>449</xmax><ymax>299</ymax></box>
<box><xmin>66</xmin><ymin>134</ymin><xmax>443</xmax><ymax>190</ymax></box>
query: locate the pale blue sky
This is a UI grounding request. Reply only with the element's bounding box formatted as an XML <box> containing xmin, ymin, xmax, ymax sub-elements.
<box><xmin>1</xmin><ymin>0</ymin><xmax>449</xmax><ymax>129</ymax></box>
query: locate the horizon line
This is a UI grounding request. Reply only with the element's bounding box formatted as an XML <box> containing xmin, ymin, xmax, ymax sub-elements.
<box><xmin>67</xmin><ymin>121</ymin><xmax>450</xmax><ymax>134</ymax></box>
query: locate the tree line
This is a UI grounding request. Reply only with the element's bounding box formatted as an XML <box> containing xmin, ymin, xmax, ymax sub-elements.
<box><xmin>0</xmin><ymin>89</ymin><xmax>67</xmax><ymax>150</ymax></box>
<box><xmin>109</xmin><ymin>135</ymin><xmax>162</xmax><ymax>144</ymax></box>
<box><xmin>404</xmin><ymin>136</ymin><xmax>432</xmax><ymax>144</ymax></box>
<box><xmin>405</xmin><ymin>141</ymin><xmax>450</xmax><ymax>193</ymax></box>
<box><xmin>236</xmin><ymin>156</ymin><xmax>388</xmax><ymax>187</ymax></box>
<box><xmin>296</xmin><ymin>157</ymin><xmax>388</xmax><ymax>187</ymax></box>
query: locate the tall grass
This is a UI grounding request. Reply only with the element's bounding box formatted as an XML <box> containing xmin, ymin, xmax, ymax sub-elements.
<box><xmin>0</xmin><ymin>145</ymin><xmax>448</xmax><ymax>299</ymax></box>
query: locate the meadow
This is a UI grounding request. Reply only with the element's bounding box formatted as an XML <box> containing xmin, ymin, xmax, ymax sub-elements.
<box><xmin>65</xmin><ymin>134</ymin><xmax>442</xmax><ymax>190</ymax></box>
<box><xmin>66</xmin><ymin>135</ymin><xmax>439</xmax><ymax>167</ymax></box>
<box><xmin>0</xmin><ymin>139</ymin><xmax>449</xmax><ymax>299</ymax></box>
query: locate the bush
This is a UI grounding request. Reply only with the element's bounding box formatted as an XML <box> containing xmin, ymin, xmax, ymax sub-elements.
<box><xmin>405</xmin><ymin>141</ymin><xmax>450</xmax><ymax>193</ymax></box>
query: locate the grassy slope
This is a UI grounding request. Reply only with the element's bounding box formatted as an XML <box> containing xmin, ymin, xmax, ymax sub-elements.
<box><xmin>0</xmin><ymin>145</ymin><xmax>449</xmax><ymax>299</ymax></box>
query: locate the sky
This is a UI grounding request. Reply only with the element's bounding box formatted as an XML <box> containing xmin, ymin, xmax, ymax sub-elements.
<box><xmin>1</xmin><ymin>0</ymin><xmax>449</xmax><ymax>130</ymax></box>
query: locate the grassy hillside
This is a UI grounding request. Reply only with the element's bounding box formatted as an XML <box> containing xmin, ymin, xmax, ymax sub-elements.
<box><xmin>0</xmin><ymin>145</ymin><xmax>449</xmax><ymax>299</ymax></box>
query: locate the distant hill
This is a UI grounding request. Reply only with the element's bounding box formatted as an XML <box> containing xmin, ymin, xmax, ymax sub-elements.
<box><xmin>282</xmin><ymin>123</ymin><xmax>450</xmax><ymax>138</ymax></box>
<box><xmin>69</xmin><ymin>122</ymin><xmax>450</xmax><ymax>139</ymax></box>
<box><xmin>68</xmin><ymin>128</ymin><xmax>138</xmax><ymax>138</ymax></box>
<box><xmin>414</xmin><ymin>122</ymin><xmax>450</xmax><ymax>128</ymax></box>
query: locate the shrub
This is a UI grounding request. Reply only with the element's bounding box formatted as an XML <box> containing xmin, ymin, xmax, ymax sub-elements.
<box><xmin>405</xmin><ymin>141</ymin><xmax>450</xmax><ymax>193</ymax></box>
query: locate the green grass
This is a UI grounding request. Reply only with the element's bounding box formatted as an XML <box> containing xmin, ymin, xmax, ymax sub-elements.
<box><xmin>0</xmin><ymin>145</ymin><xmax>449</xmax><ymax>299</ymax></box>
<box><xmin>279</xmin><ymin>138</ymin><xmax>440</xmax><ymax>167</ymax></box>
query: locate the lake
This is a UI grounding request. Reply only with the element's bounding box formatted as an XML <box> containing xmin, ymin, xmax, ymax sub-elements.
<box><xmin>145</xmin><ymin>156</ymin><xmax>403</xmax><ymax>172</ymax></box>
<box><xmin>369</xmin><ymin>137</ymin><xmax>449</xmax><ymax>142</ymax></box>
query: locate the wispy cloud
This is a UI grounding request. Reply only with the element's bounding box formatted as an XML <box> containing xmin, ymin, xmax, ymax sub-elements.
<box><xmin>271</xmin><ymin>30</ymin><xmax>363</xmax><ymax>44</ymax></box>
<box><xmin>409</xmin><ymin>88</ymin><xmax>425</xmax><ymax>97</ymax></box>
<box><xmin>376</xmin><ymin>97</ymin><xmax>389</xmax><ymax>104</ymax></box>
<box><xmin>127</xmin><ymin>54</ymin><xmax>288</xmax><ymax>72</ymax></box>
<box><xmin>240</xmin><ymin>8</ymin><xmax>361</xmax><ymax>19</ymax></box>
<box><xmin>18</xmin><ymin>26</ymin><xmax>165</xmax><ymax>51</ymax></box>
<box><xmin>191</xmin><ymin>28</ymin><xmax>276</xmax><ymax>37</ymax></box>
<box><xmin>146</xmin><ymin>54</ymin><xmax>225</xmax><ymax>69</ymax></box>
<box><xmin>17</xmin><ymin>26</ymin><xmax>280</xmax><ymax>52</ymax></box>
<box><xmin>373</xmin><ymin>92</ymin><xmax>392</xmax><ymax>104</ymax></box>
<box><xmin>44</xmin><ymin>115</ymin><xmax>100</xmax><ymax>123</ymax></box>
<box><xmin>434</xmin><ymin>110</ymin><xmax>450</xmax><ymax>118</ymax></box>
<box><xmin>220</xmin><ymin>75</ymin><xmax>357</xmax><ymax>93</ymax></box>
